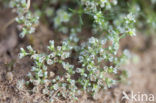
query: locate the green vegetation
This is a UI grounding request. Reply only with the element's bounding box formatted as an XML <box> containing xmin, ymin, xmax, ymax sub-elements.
<box><xmin>4</xmin><ymin>0</ymin><xmax>156</xmax><ymax>102</ymax></box>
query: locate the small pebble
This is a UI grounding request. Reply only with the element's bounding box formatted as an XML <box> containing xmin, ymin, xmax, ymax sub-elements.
<box><xmin>49</xmin><ymin>71</ymin><xmax>55</xmax><ymax>78</ymax></box>
<box><xmin>6</xmin><ymin>72</ymin><xmax>13</xmax><ymax>82</ymax></box>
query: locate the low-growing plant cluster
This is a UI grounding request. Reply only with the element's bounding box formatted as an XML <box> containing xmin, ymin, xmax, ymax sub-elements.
<box><xmin>19</xmin><ymin>39</ymin><xmax>79</xmax><ymax>101</ymax></box>
<box><xmin>17</xmin><ymin>0</ymin><xmax>134</xmax><ymax>102</ymax></box>
<box><xmin>9</xmin><ymin>0</ymin><xmax>39</xmax><ymax>38</ymax></box>
<box><xmin>2</xmin><ymin>0</ymin><xmax>155</xmax><ymax>102</ymax></box>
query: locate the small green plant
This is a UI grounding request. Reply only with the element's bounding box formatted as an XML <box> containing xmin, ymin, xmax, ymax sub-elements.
<box><xmin>54</xmin><ymin>8</ymin><xmax>72</xmax><ymax>34</ymax></box>
<box><xmin>9</xmin><ymin>0</ymin><xmax>39</xmax><ymax>38</ymax></box>
<box><xmin>19</xmin><ymin>33</ymin><xmax>80</xmax><ymax>101</ymax></box>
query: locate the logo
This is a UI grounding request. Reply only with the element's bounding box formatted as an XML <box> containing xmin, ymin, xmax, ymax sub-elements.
<box><xmin>122</xmin><ymin>91</ymin><xmax>155</xmax><ymax>102</ymax></box>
